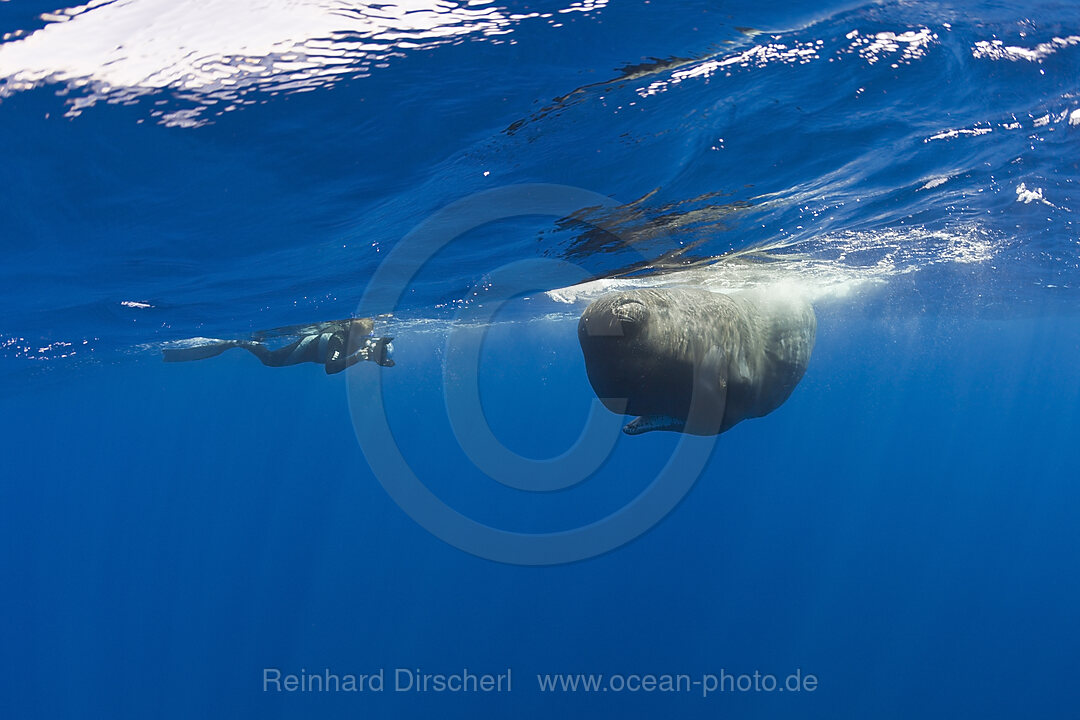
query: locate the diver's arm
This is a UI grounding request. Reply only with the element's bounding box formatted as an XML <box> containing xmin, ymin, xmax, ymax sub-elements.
<box><xmin>347</xmin><ymin>337</ymin><xmax>395</xmax><ymax>368</ymax></box>
<box><xmin>342</xmin><ymin>347</ymin><xmax>368</xmax><ymax>369</ymax></box>
<box><xmin>331</xmin><ymin>340</ymin><xmax>378</xmax><ymax>372</ymax></box>
<box><xmin>324</xmin><ymin>336</ymin><xmax>394</xmax><ymax>373</ymax></box>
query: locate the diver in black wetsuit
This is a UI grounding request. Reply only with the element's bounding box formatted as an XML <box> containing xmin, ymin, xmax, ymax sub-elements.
<box><xmin>163</xmin><ymin>318</ymin><xmax>394</xmax><ymax>374</ymax></box>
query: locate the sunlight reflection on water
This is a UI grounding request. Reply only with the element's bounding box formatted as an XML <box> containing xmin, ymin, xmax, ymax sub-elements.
<box><xmin>0</xmin><ymin>0</ymin><xmax>608</xmax><ymax>125</ymax></box>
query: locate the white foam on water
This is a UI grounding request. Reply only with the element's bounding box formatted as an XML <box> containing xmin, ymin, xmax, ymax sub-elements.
<box><xmin>546</xmin><ymin>225</ymin><xmax>1000</xmax><ymax>306</ymax></box>
<box><xmin>918</xmin><ymin>176</ymin><xmax>950</xmax><ymax>190</ymax></box>
<box><xmin>1014</xmin><ymin>182</ymin><xmax>1065</xmax><ymax>210</ymax></box>
<box><xmin>972</xmin><ymin>35</ymin><xmax>1080</xmax><ymax>62</ymax></box>
<box><xmin>925</xmin><ymin>125</ymin><xmax>993</xmax><ymax>142</ymax></box>
<box><xmin>636</xmin><ymin>40</ymin><xmax>823</xmax><ymax>98</ymax></box>
<box><xmin>844</xmin><ymin>27</ymin><xmax>937</xmax><ymax>65</ymax></box>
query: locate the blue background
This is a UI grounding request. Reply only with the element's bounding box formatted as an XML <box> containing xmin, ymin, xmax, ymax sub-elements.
<box><xmin>2</xmin><ymin>0</ymin><xmax>1079</xmax><ymax>717</ymax></box>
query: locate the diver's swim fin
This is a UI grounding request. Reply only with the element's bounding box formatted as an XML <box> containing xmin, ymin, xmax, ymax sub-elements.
<box><xmin>162</xmin><ymin>341</ymin><xmax>239</xmax><ymax>363</ymax></box>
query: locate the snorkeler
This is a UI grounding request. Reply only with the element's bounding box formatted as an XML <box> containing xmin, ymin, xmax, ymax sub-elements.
<box><xmin>163</xmin><ymin>318</ymin><xmax>394</xmax><ymax>374</ymax></box>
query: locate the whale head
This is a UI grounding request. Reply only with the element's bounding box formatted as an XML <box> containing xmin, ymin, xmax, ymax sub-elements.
<box><xmin>577</xmin><ymin>291</ymin><xmax>696</xmax><ymax>425</ymax></box>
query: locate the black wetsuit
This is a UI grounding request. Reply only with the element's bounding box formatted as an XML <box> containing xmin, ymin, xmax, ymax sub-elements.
<box><xmin>243</xmin><ymin>331</ymin><xmax>352</xmax><ymax>373</ymax></box>
<box><xmin>243</xmin><ymin>329</ymin><xmax>394</xmax><ymax>374</ymax></box>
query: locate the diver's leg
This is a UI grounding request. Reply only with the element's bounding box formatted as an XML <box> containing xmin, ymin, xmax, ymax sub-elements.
<box><xmin>238</xmin><ymin>335</ymin><xmax>324</xmax><ymax>368</ymax></box>
<box><xmin>162</xmin><ymin>338</ymin><xmax>313</xmax><ymax>367</ymax></box>
<box><xmin>235</xmin><ymin>340</ymin><xmax>288</xmax><ymax>367</ymax></box>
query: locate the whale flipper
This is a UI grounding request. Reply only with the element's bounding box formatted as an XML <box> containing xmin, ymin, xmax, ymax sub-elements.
<box><xmin>623</xmin><ymin>415</ymin><xmax>686</xmax><ymax>435</ymax></box>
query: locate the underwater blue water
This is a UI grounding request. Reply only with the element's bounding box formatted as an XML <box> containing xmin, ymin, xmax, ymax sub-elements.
<box><xmin>2</xmin><ymin>0</ymin><xmax>1079</xmax><ymax>717</ymax></box>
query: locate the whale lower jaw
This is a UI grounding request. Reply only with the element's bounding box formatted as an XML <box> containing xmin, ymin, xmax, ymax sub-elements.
<box><xmin>623</xmin><ymin>415</ymin><xmax>687</xmax><ymax>435</ymax></box>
